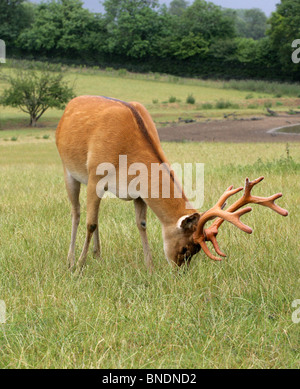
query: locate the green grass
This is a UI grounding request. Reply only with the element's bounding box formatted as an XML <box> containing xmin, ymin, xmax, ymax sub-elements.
<box><xmin>0</xmin><ymin>139</ymin><xmax>299</xmax><ymax>368</ymax></box>
<box><xmin>1</xmin><ymin>63</ymin><xmax>300</xmax><ymax>129</ymax></box>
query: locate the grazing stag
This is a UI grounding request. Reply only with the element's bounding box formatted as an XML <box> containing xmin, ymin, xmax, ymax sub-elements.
<box><xmin>56</xmin><ymin>96</ymin><xmax>288</xmax><ymax>272</ymax></box>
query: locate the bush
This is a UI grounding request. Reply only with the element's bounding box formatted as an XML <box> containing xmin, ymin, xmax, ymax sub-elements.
<box><xmin>264</xmin><ymin>101</ymin><xmax>273</xmax><ymax>108</ymax></box>
<box><xmin>118</xmin><ymin>68</ymin><xmax>127</xmax><ymax>77</ymax></box>
<box><xmin>169</xmin><ymin>96</ymin><xmax>177</xmax><ymax>103</ymax></box>
<box><xmin>0</xmin><ymin>67</ymin><xmax>75</xmax><ymax>126</ymax></box>
<box><xmin>215</xmin><ymin>99</ymin><xmax>239</xmax><ymax>109</ymax></box>
<box><xmin>186</xmin><ymin>94</ymin><xmax>195</xmax><ymax>104</ymax></box>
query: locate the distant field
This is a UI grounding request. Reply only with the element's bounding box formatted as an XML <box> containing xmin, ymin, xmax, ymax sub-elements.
<box><xmin>1</xmin><ymin>64</ymin><xmax>300</xmax><ymax>129</ymax></box>
<box><xmin>0</xmin><ymin>137</ymin><xmax>299</xmax><ymax>368</ymax></box>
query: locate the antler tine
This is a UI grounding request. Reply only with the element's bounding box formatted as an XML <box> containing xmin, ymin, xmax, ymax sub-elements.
<box><xmin>198</xmin><ymin>176</ymin><xmax>288</xmax><ymax>262</ymax></box>
<box><xmin>193</xmin><ymin>185</ymin><xmax>252</xmax><ymax>261</ymax></box>
<box><xmin>193</xmin><ymin>186</ymin><xmax>246</xmax><ymax>240</ymax></box>
<box><xmin>204</xmin><ymin>225</ymin><xmax>226</xmax><ymax>257</ymax></box>
<box><xmin>216</xmin><ymin>186</ymin><xmax>243</xmax><ymax>208</ymax></box>
<box><xmin>245</xmin><ymin>192</ymin><xmax>288</xmax><ymax>216</ymax></box>
<box><xmin>244</xmin><ymin>176</ymin><xmax>264</xmax><ymax>197</ymax></box>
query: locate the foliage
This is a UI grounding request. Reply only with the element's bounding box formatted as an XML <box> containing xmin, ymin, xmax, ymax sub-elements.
<box><xmin>268</xmin><ymin>0</ymin><xmax>300</xmax><ymax>78</ymax></box>
<box><xmin>0</xmin><ymin>67</ymin><xmax>75</xmax><ymax>126</ymax></box>
<box><xmin>168</xmin><ymin>0</ymin><xmax>189</xmax><ymax>16</ymax></box>
<box><xmin>1</xmin><ymin>0</ymin><xmax>299</xmax><ymax>81</ymax></box>
<box><xmin>224</xmin><ymin>8</ymin><xmax>267</xmax><ymax>40</ymax></box>
<box><xmin>186</xmin><ymin>93</ymin><xmax>195</xmax><ymax>104</ymax></box>
<box><xmin>17</xmin><ymin>0</ymin><xmax>105</xmax><ymax>60</ymax></box>
<box><xmin>0</xmin><ymin>0</ymin><xmax>34</xmax><ymax>49</ymax></box>
<box><xmin>103</xmin><ymin>0</ymin><xmax>164</xmax><ymax>58</ymax></box>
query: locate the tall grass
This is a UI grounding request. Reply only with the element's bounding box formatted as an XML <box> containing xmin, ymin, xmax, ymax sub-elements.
<box><xmin>221</xmin><ymin>79</ymin><xmax>300</xmax><ymax>97</ymax></box>
<box><xmin>0</xmin><ymin>139</ymin><xmax>299</xmax><ymax>368</ymax></box>
<box><xmin>3</xmin><ymin>59</ymin><xmax>300</xmax><ymax>97</ymax></box>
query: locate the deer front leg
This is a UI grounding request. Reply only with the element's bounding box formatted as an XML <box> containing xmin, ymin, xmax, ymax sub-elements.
<box><xmin>68</xmin><ymin>205</ymin><xmax>81</xmax><ymax>269</ymax></box>
<box><xmin>134</xmin><ymin>198</ymin><xmax>154</xmax><ymax>273</ymax></box>
<box><xmin>64</xmin><ymin>168</ymin><xmax>81</xmax><ymax>270</ymax></box>
<box><xmin>76</xmin><ymin>178</ymin><xmax>101</xmax><ymax>273</ymax></box>
<box><xmin>93</xmin><ymin>225</ymin><xmax>101</xmax><ymax>259</ymax></box>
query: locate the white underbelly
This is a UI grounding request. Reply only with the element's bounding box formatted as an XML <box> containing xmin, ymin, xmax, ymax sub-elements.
<box><xmin>66</xmin><ymin>168</ymin><xmax>88</xmax><ymax>185</ymax></box>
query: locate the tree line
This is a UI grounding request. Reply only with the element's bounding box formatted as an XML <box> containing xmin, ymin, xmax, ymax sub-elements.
<box><xmin>1</xmin><ymin>0</ymin><xmax>300</xmax><ymax>81</ymax></box>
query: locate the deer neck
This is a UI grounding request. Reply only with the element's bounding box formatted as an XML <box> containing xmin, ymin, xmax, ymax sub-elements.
<box><xmin>145</xmin><ymin>196</ymin><xmax>197</xmax><ymax>227</ymax></box>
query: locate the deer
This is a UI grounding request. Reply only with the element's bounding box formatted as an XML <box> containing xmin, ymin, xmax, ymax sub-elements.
<box><xmin>55</xmin><ymin>95</ymin><xmax>288</xmax><ymax>273</ymax></box>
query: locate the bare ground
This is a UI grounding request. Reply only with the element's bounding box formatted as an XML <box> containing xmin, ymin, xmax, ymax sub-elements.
<box><xmin>157</xmin><ymin>114</ymin><xmax>300</xmax><ymax>143</ymax></box>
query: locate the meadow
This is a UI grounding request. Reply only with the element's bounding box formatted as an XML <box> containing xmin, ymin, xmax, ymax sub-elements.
<box><xmin>0</xmin><ymin>65</ymin><xmax>300</xmax><ymax>368</ymax></box>
<box><xmin>1</xmin><ymin>62</ymin><xmax>300</xmax><ymax>130</ymax></box>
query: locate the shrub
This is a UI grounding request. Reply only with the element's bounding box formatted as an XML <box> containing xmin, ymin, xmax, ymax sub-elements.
<box><xmin>118</xmin><ymin>68</ymin><xmax>127</xmax><ymax>77</ymax></box>
<box><xmin>215</xmin><ymin>99</ymin><xmax>239</xmax><ymax>109</ymax></box>
<box><xmin>201</xmin><ymin>103</ymin><xmax>213</xmax><ymax>109</ymax></box>
<box><xmin>169</xmin><ymin>96</ymin><xmax>177</xmax><ymax>103</ymax></box>
<box><xmin>264</xmin><ymin>101</ymin><xmax>273</xmax><ymax>108</ymax></box>
<box><xmin>186</xmin><ymin>94</ymin><xmax>195</xmax><ymax>104</ymax></box>
<box><xmin>0</xmin><ymin>68</ymin><xmax>75</xmax><ymax>127</ymax></box>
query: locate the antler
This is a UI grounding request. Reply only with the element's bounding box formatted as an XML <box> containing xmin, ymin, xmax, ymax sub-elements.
<box><xmin>193</xmin><ymin>177</ymin><xmax>288</xmax><ymax>261</ymax></box>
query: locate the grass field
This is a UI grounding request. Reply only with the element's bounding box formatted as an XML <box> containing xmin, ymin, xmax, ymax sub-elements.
<box><xmin>1</xmin><ymin>63</ymin><xmax>300</xmax><ymax>130</ymax></box>
<box><xmin>0</xmin><ymin>64</ymin><xmax>300</xmax><ymax>368</ymax></box>
<box><xmin>0</xmin><ymin>135</ymin><xmax>299</xmax><ymax>368</ymax></box>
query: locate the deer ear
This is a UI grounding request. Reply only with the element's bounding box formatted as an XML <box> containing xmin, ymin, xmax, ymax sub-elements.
<box><xmin>178</xmin><ymin>213</ymin><xmax>200</xmax><ymax>232</ymax></box>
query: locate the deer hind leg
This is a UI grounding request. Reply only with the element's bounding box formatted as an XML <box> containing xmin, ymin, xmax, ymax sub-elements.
<box><xmin>76</xmin><ymin>176</ymin><xmax>101</xmax><ymax>273</ymax></box>
<box><xmin>134</xmin><ymin>198</ymin><xmax>154</xmax><ymax>273</ymax></box>
<box><xmin>93</xmin><ymin>223</ymin><xmax>101</xmax><ymax>259</ymax></box>
<box><xmin>64</xmin><ymin>168</ymin><xmax>81</xmax><ymax>269</ymax></box>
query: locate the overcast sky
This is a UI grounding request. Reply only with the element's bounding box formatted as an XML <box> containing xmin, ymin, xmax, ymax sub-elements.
<box><xmin>29</xmin><ymin>0</ymin><xmax>280</xmax><ymax>16</ymax></box>
<box><xmin>77</xmin><ymin>0</ymin><xmax>279</xmax><ymax>16</ymax></box>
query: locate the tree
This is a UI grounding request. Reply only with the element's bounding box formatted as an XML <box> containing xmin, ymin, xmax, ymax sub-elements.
<box><xmin>236</xmin><ymin>9</ymin><xmax>267</xmax><ymax>40</ymax></box>
<box><xmin>103</xmin><ymin>0</ymin><xmax>163</xmax><ymax>58</ymax></box>
<box><xmin>0</xmin><ymin>69</ymin><xmax>75</xmax><ymax>126</ymax></box>
<box><xmin>17</xmin><ymin>0</ymin><xmax>105</xmax><ymax>60</ymax></box>
<box><xmin>180</xmin><ymin>0</ymin><xmax>235</xmax><ymax>41</ymax></box>
<box><xmin>168</xmin><ymin>0</ymin><xmax>189</xmax><ymax>16</ymax></box>
<box><xmin>170</xmin><ymin>31</ymin><xmax>208</xmax><ymax>59</ymax></box>
<box><xmin>223</xmin><ymin>8</ymin><xmax>267</xmax><ymax>40</ymax></box>
<box><xmin>0</xmin><ymin>0</ymin><xmax>34</xmax><ymax>50</ymax></box>
<box><xmin>268</xmin><ymin>0</ymin><xmax>300</xmax><ymax>79</ymax></box>
<box><xmin>103</xmin><ymin>0</ymin><xmax>159</xmax><ymax>21</ymax></box>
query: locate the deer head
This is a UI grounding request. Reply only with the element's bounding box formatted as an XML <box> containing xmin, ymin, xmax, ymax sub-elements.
<box><xmin>163</xmin><ymin>176</ymin><xmax>288</xmax><ymax>267</ymax></box>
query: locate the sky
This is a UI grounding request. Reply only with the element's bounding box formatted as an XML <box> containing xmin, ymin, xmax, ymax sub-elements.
<box><xmin>30</xmin><ymin>0</ymin><xmax>279</xmax><ymax>16</ymax></box>
<box><xmin>80</xmin><ymin>0</ymin><xmax>279</xmax><ymax>16</ymax></box>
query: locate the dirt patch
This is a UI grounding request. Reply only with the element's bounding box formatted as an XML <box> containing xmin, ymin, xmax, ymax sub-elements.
<box><xmin>157</xmin><ymin>114</ymin><xmax>300</xmax><ymax>143</ymax></box>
